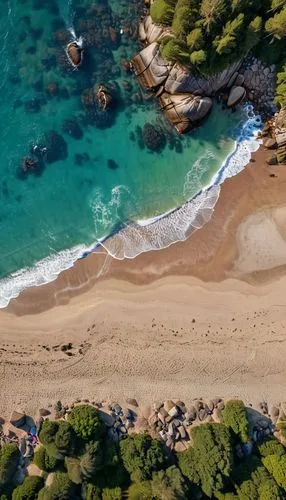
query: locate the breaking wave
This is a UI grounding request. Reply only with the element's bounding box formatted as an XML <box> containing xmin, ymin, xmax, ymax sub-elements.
<box><xmin>0</xmin><ymin>104</ymin><xmax>261</xmax><ymax>308</ymax></box>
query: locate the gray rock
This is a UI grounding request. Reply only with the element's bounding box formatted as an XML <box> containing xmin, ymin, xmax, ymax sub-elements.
<box><xmin>114</xmin><ymin>404</ymin><xmax>122</xmax><ymax>415</ymax></box>
<box><xmin>159</xmin><ymin>430</ymin><xmax>167</xmax><ymax>441</ymax></box>
<box><xmin>227</xmin><ymin>86</ymin><xmax>246</xmax><ymax>107</ymax></box>
<box><xmin>199</xmin><ymin>409</ymin><xmax>207</xmax><ymax>421</ymax></box>
<box><xmin>158</xmin><ymin>408</ymin><xmax>168</xmax><ymax>423</ymax></box>
<box><xmin>187</xmin><ymin>406</ymin><xmax>197</xmax><ymax>421</ymax></box>
<box><xmin>178</xmin><ymin>425</ymin><xmax>187</xmax><ymax>439</ymax></box>
<box><xmin>98</xmin><ymin>410</ymin><xmax>116</xmax><ymax>428</ymax></box>
<box><xmin>166</xmin><ymin>437</ymin><xmax>174</xmax><ymax>448</ymax></box>
<box><xmin>148</xmin><ymin>411</ymin><xmax>158</xmax><ymax>427</ymax></box>
<box><xmin>235</xmin><ymin>74</ymin><xmax>245</xmax><ymax>86</ymax></box>
<box><xmin>263</xmin><ymin>138</ymin><xmax>277</xmax><ymax>149</ymax></box>
<box><xmin>167</xmin><ymin>422</ymin><xmax>176</xmax><ymax>438</ymax></box>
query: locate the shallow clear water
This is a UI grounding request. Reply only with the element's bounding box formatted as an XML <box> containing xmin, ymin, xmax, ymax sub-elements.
<box><xmin>0</xmin><ymin>0</ymin><xmax>260</xmax><ymax>306</ymax></box>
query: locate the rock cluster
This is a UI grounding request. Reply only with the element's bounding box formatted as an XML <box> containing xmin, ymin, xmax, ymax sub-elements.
<box><xmin>260</xmin><ymin>108</ymin><xmax>286</xmax><ymax>165</ymax></box>
<box><xmin>98</xmin><ymin>402</ymin><xmax>137</xmax><ymax>443</ymax></box>
<box><xmin>147</xmin><ymin>398</ymin><xmax>224</xmax><ymax>450</ymax></box>
<box><xmin>240</xmin><ymin>57</ymin><xmax>276</xmax><ymax>118</ymax></box>
<box><xmin>133</xmin><ymin>16</ymin><xmax>276</xmax><ymax>133</ymax></box>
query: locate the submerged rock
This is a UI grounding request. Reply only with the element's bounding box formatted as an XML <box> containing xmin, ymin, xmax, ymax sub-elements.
<box><xmin>62</xmin><ymin>118</ymin><xmax>83</xmax><ymax>140</ymax></box>
<box><xmin>107</xmin><ymin>159</ymin><xmax>119</xmax><ymax>170</ymax></box>
<box><xmin>143</xmin><ymin>123</ymin><xmax>166</xmax><ymax>152</ymax></box>
<box><xmin>45</xmin><ymin>131</ymin><xmax>68</xmax><ymax>164</ymax></box>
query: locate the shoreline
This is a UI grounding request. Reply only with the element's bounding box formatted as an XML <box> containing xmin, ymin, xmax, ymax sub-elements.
<box><xmin>5</xmin><ymin>144</ymin><xmax>286</xmax><ymax>315</ymax></box>
<box><xmin>1</xmin><ymin>146</ymin><xmax>286</xmax><ymax>415</ymax></box>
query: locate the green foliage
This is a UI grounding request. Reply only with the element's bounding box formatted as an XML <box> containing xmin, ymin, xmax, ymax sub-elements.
<box><xmin>262</xmin><ymin>454</ymin><xmax>286</xmax><ymax>490</ymax></box>
<box><xmin>80</xmin><ymin>441</ymin><xmax>103</xmax><ymax>479</ymax></box>
<box><xmin>82</xmin><ymin>484</ymin><xmax>101</xmax><ymax>500</ymax></box>
<box><xmin>151</xmin><ymin>466</ymin><xmax>187</xmax><ymax>499</ymax></box>
<box><xmin>213</xmin><ymin>14</ymin><xmax>245</xmax><ymax>56</ymax></box>
<box><xmin>150</xmin><ymin>0</ymin><xmax>176</xmax><ymax>25</ymax></box>
<box><xmin>172</xmin><ymin>7</ymin><xmax>195</xmax><ymax>36</ymax></box>
<box><xmin>257</xmin><ymin>438</ymin><xmax>286</xmax><ymax>458</ymax></box>
<box><xmin>160</xmin><ymin>38</ymin><xmax>189</xmax><ymax>63</ymax></box>
<box><xmin>0</xmin><ymin>444</ymin><xmax>20</xmax><ymax>487</ymax></box>
<box><xmin>102</xmin><ymin>488</ymin><xmax>122</xmax><ymax>500</ymax></box>
<box><xmin>37</xmin><ymin>472</ymin><xmax>77</xmax><ymax>500</ymax></box>
<box><xmin>276</xmin><ymin>65</ymin><xmax>286</xmax><ymax>108</ymax></box>
<box><xmin>258</xmin><ymin>479</ymin><xmax>283</xmax><ymax>499</ymax></box>
<box><xmin>178</xmin><ymin>423</ymin><xmax>233</xmax><ymax>498</ymax></box>
<box><xmin>68</xmin><ymin>405</ymin><xmax>103</xmax><ymax>442</ymax></box>
<box><xmin>222</xmin><ymin>400</ymin><xmax>249</xmax><ymax>443</ymax></box>
<box><xmin>200</xmin><ymin>0</ymin><xmax>229</xmax><ymax>33</ymax></box>
<box><xmin>54</xmin><ymin>422</ymin><xmax>75</xmax><ymax>456</ymax></box>
<box><xmin>39</xmin><ymin>421</ymin><xmax>59</xmax><ymax>446</ymax></box>
<box><xmin>65</xmin><ymin>457</ymin><xmax>82</xmax><ymax>484</ymax></box>
<box><xmin>120</xmin><ymin>433</ymin><xmax>166</xmax><ymax>483</ymax></box>
<box><xmin>12</xmin><ymin>476</ymin><xmax>44</xmax><ymax>500</ymax></box>
<box><xmin>187</xmin><ymin>28</ymin><xmax>205</xmax><ymax>50</ymax></box>
<box><xmin>190</xmin><ymin>49</ymin><xmax>207</xmax><ymax>65</ymax></box>
<box><xmin>244</xmin><ymin>17</ymin><xmax>262</xmax><ymax>51</ymax></box>
<box><xmin>34</xmin><ymin>446</ymin><xmax>58</xmax><ymax>472</ymax></box>
<box><xmin>127</xmin><ymin>481</ymin><xmax>152</xmax><ymax>500</ymax></box>
<box><xmin>265</xmin><ymin>8</ymin><xmax>286</xmax><ymax>39</ymax></box>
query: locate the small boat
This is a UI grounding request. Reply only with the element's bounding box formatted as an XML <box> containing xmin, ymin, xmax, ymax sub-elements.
<box><xmin>66</xmin><ymin>41</ymin><xmax>83</xmax><ymax>68</ymax></box>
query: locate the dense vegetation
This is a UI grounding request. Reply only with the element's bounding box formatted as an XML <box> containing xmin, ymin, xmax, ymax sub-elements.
<box><xmin>150</xmin><ymin>0</ymin><xmax>286</xmax><ymax>88</ymax></box>
<box><xmin>0</xmin><ymin>403</ymin><xmax>285</xmax><ymax>499</ymax></box>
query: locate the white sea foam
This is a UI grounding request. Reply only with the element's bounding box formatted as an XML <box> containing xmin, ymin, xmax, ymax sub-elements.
<box><xmin>0</xmin><ymin>104</ymin><xmax>262</xmax><ymax>308</ymax></box>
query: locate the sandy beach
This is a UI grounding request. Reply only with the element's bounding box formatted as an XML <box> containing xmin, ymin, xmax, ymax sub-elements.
<box><xmin>1</xmin><ymin>147</ymin><xmax>286</xmax><ymax>417</ymax></box>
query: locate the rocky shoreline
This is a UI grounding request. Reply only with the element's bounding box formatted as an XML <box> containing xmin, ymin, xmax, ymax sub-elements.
<box><xmin>131</xmin><ymin>14</ymin><xmax>277</xmax><ymax>133</ymax></box>
<box><xmin>2</xmin><ymin>397</ymin><xmax>286</xmax><ymax>460</ymax></box>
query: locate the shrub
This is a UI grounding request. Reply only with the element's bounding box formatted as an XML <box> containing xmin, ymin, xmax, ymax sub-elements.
<box><xmin>102</xmin><ymin>488</ymin><xmax>122</xmax><ymax>500</ymax></box>
<box><xmin>37</xmin><ymin>472</ymin><xmax>76</xmax><ymax>500</ymax></box>
<box><xmin>120</xmin><ymin>434</ymin><xmax>166</xmax><ymax>483</ymax></box>
<box><xmin>80</xmin><ymin>441</ymin><xmax>103</xmax><ymax>479</ymax></box>
<box><xmin>258</xmin><ymin>479</ymin><xmax>284</xmax><ymax>499</ymax></box>
<box><xmin>83</xmin><ymin>484</ymin><xmax>101</xmax><ymax>500</ymax></box>
<box><xmin>12</xmin><ymin>476</ymin><xmax>44</xmax><ymax>500</ymax></box>
<box><xmin>190</xmin><ymin>49</ymin><xmax>207</xmax><ymax>65</ymax></box>
<box><xmin>67</xmin><ymin>405</ymin><xmax>103</xmax><ymax>442</ymax></box>
<box><xmin>187</xmin><ymin>28</ymin><xmax>205</xmax><ymax>50</ymax></box>
<box><xmin>127</xmin><ymin>482</ymin><xmax>153</xmax><ymax>500</ymax></box>
<box><xmin>54</xmin><ymin>421</ymin><xmax>75</xmax><ymax>456</ymax></box>
<box><xmin>151</xmin><ymin>466</ymin><xmax>187</xmax><ymax>499</ymax></box>
<box><xmin>0</xmin><ymin>444</ymin><xmax>20</xmax><ymax>487</ymax></box>
<box><xmin>39</xmin><ymin>421</ymin><xmax>58</xmax><ymax>446</ymax></box>
<box><xmin>223</xmin><ymin>400</ymin><xmax>249</xmax><ymax>443</ymax></box>
<box><xmin>265</xmin><ymin>8</ymin><xmax>286</xmax><ymax>39</ymax></box>
<box><xmin>178</xmin><ymin>423</ymin><xmax>233</xmax><ymax>498</ymax></box>
<box><xmin>34</xmin><ymin>446</ymin><xmax>58</xmax><ymax>472</ymax></box>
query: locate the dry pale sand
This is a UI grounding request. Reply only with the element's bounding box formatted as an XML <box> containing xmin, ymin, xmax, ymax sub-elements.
<box><xmin>1</xmin><ymin>147</ymin><xmax>286</xmax><ymax>418</ymax></box>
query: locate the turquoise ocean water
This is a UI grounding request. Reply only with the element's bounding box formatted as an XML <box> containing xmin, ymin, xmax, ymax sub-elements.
<box><xmin>0</xmin><ymin>0</ymin><xmax>261</xmax><ymax>307</ymax></box>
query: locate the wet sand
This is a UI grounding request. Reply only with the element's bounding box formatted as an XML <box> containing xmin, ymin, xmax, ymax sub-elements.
<box><xmin>1</xmin><ymin>147</ymin><xmax>286</xmax><ymax>417</ymax></box>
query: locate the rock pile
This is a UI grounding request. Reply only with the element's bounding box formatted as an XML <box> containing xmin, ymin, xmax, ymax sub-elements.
<box><xmin>98</xmin><ymin>403</ymin><xmax>137</xmax><ymax>443</ymax></box>
<box><xmin>260</xmin><ymin>108</ymin><xmax>286</xmax><ymax>165</ymax></box>
<box><xmin>240</xmin><ymin>57</ymin><xmax>276</xmax><ymax>118</ymax></box>
<box><xmin>147</xmin><ymin>398</ymin><xmax>224</xmax><ymax>450</ymax></box>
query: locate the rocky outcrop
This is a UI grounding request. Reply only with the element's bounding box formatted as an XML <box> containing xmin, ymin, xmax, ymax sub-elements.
<box><xmin>159</xmin><ymin>92</ymin><xmax>212</xmax><ymax>133</ymax></box>
<box><xmin>132</xmin><ymin>42</ymin><xmax>172</xmax><ymax>89</ymax></box>
<box><xmin>261</xmin><ymin>108</ymin><xmax>286</xmax><ymax>165</ymax></box>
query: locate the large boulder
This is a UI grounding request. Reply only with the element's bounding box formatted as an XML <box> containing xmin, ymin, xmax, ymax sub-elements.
<box><xmin>227</xmin><ymin>86</ymin><xmax>246</xmax><ymax>107</ymax></box>
<box><xmin>132</xmin><ymin>42</ymin><xmax>171</xmax><ymax>89</ymax></box>
<box><xmin>10</xmin><ymin>411</ymin><xmax>26</xmax><ymax>428</ymax></box>
<box><xmin>159</xmin><ymin>92</ymin><xmax>212</xmax><ymax>133</ymax></box>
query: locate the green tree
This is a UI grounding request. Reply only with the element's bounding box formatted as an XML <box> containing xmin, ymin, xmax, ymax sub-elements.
<box><xmin>263</xmin><ymin>454</ymin><xmax>286</xmax><ymax>490</ymax></box>
<box><xmin>187</xmin><ymin>28</ymin><xmax>205</xmax><ymax>50</ymax></box>
<box><xmin>39</xmin><ymin>421</ymin><xmax>59</xmax><ymax>446</ymax></box>
<box><xmin>200</xmin><ymin>0</ymin><xmax>229</xmax><ymax>33</ymax></box>
<box><xmin>178</xmin><ymin>423</ymin><xmax>233</xmax><ymax>498</ymax></box>
<box><xmin>244</xmin><ymin>17</ymin><xmax>262</xmax><ymax>51</ymax></box>
<box><xmin>276</xmin><ymin>66</ymin><xmax>286</xmax><ymax>108</ymax></box>
<box><xmin>54</xmin><ymin>421</ymin><xmax>75</xmax><ymax>456</ymax></box>
<box><xmin>0</xmin><ymin>444</ymin><xmax>20</xmax><ymax>487</ymax></box>
<box><xmin>265</xmin><ymin>8</ymin><xmax>286</xmax><ymax>39</ymax></box>
<box><xmin>190</xmin><ymin>49</ymin><xmax>207</xmax><ymax>65</ymax></box>
<box><xmin>120</xmin><ymin>433</ymin><xmax>166</xmax><ymax>483</ymax></box>
<box><xmin>150</xmin><ymin>0</ymin><xmax>176</xmax><ymax>25</ymax></box>
<box><xmin>151</xmin><ymin>466</ymin><xmax>187</xmax><ymax>499</ymax></box>
<box><xmin>67</xmin><ymin>405</ymin><xmax>103</xmax><ymax>442</ymax></box>
<box><xmin>127</xmin><ymin>482</ymin><xmax>153</xmax><ymax>500</ymax></box>
<box><xmin>12</xmin><ymin>476</ymin><xmax>44</xmax><ymax>500</ymax></box>
<box><xmin>80</xmin><ymin>441</ymin><xmax>103</xmax><ymax>479</ymax></box>
<box><xmin>102</xmin><ymin>488</ymin><xmax>122</xmax><ymax>500</ymax></box>
<box><xmin>258</xmin><ymin>479</ymin><xmax>283</xmax><ymax>499</ymax></box>
<box><xmin>213</xmin><ymin>14</ymin><xmax>245</xmax><ymax>56</ymax></box>
<box><xmin>82</xmin><ymin>484</ymin><xmax>101</xmax><ymax>500</ymax></box>
<box><xmin>65</xmin><ymin>457</ymin><xmax>82</xmax><ymax>484</ymax></box>
<box><xmin>34</xmin><ymin>446</ymin><xmax>58</xmax><ymax>472</ymax></box>
<box><xmin>38</xmin><ymin>472</ymin><xmax>77</xmax><ymax>500</ymax></box>
<box><xmin>160</xmin><ymin>38</ymin><xmax>189</xmax><ymax>63</ymax></box>
<box><xmin>257</xmin><ymin>438</ymin><xmax>286</xmax><ymax>458</ymax></box>
<box><xmin>172</xmin><ymin>7</ymin><xmax>196</xmax><ymax>36</ymax></box>
<box><xmin>223</xmin><ymin>400</ymin><xmax>249</xmax><ymax>443</ymax></box>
